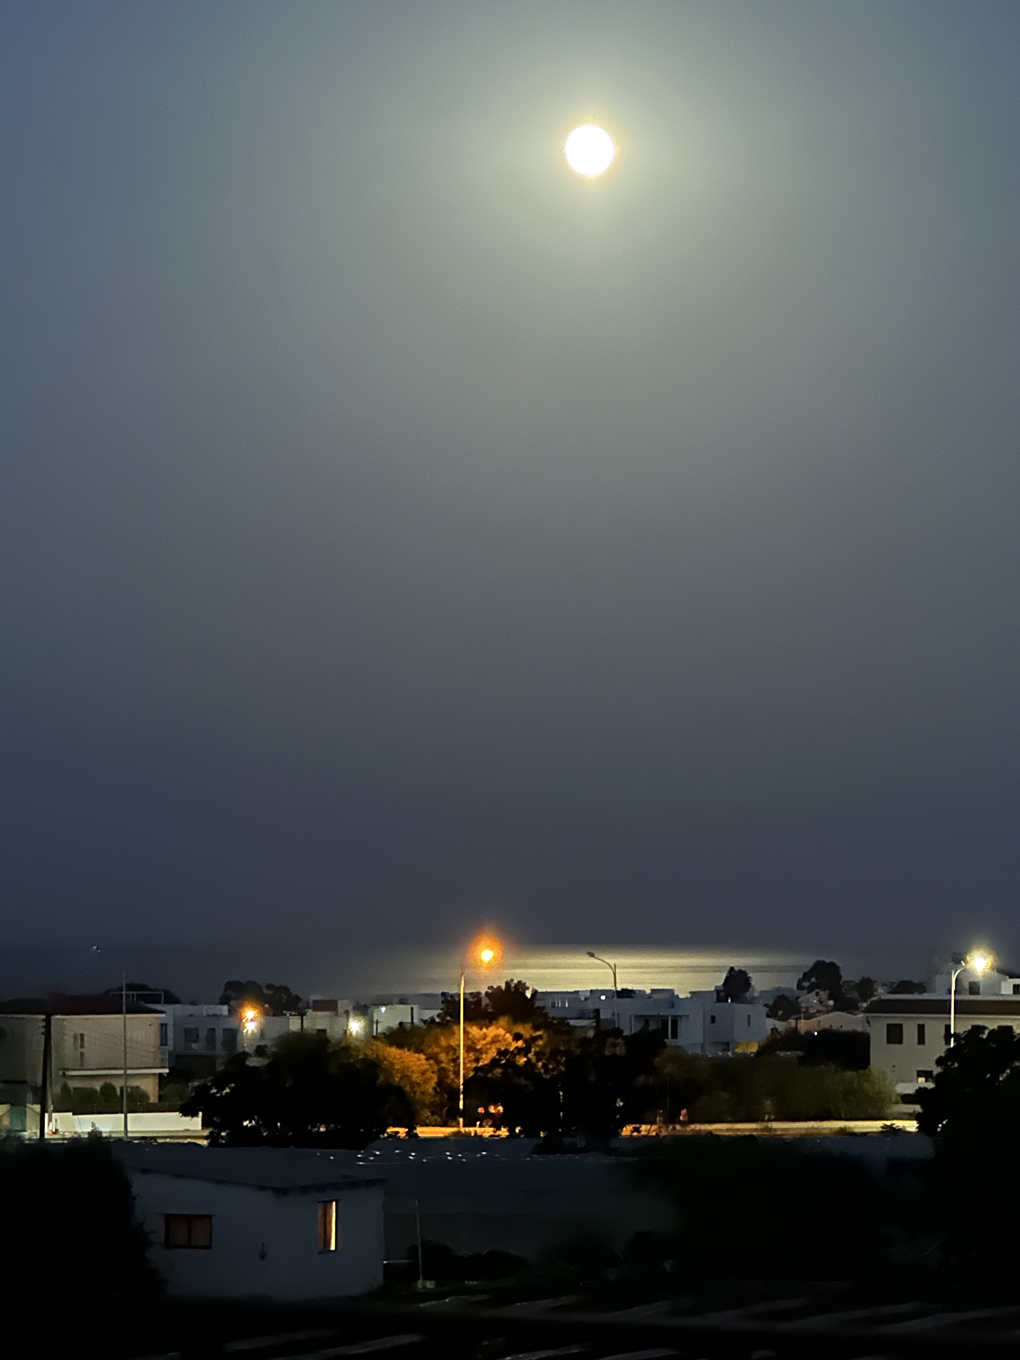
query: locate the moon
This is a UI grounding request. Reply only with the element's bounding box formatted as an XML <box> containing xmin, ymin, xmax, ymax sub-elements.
<box><xmin>564</xmin><ymin>124</ymin><xmax>615</xmax><ymax>177</ymax></box>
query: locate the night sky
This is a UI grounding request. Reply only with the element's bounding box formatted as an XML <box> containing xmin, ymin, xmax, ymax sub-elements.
<box><xmin>3</xmin><ymin>2</ymin><xmax>1020</xmax><ymax>989</ymax></box>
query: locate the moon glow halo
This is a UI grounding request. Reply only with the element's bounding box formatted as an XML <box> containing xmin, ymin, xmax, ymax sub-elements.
<box><xmin>564</xmin><ymin>124</ymin><xmax>615</xmax><ymax>177</ymax></box>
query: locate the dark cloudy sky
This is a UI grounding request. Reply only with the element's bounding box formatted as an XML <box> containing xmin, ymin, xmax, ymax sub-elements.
<box><xmin>3</xmin><ymin>1</ymin><xmax>1020</xmax><ymax>981</ymax></box>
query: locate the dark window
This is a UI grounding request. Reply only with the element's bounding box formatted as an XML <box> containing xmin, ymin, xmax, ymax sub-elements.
<box><xmin>1013</xmin><ymin>984</ymin><xmax>1020</xmax><ymax>996</ymax></box>
<box><xmin>709</xmin><ymin>1014</ymin><xmax>717</xmax><ymax>1025</ymax></box>
<box><xmin>886</xmin><ymin>1023</ymin><xmax>904</xmax><ymax>1045</ymax></box>
<box><xmin>944</xmin><ymin>1024</ymin><xmax>952</xmax><ymax>1045</ymax></box>
<box><xmin>205</xmin><ymin>1027</ymin><xmax>217</xmax><ymax>1052</ymax></box>
<box><xmin>916</xmin><ymin>1023</ymin><xmax>926</xmax><ymax>1045</ymax></box>
<box><xmin>318</xmin><ymin>1200</ymin><xmax>337</xmax><ymax>1252</ymax></box>
<box><xmin>159</xmin><ymin>1023</ymin><xmax>168</xmax><ymax>1047</ymax></box>
<box><xmin>968</xmin><ymin>980</ymin><xmax>981</xmax><ymax>996</ymax></box>
<box><xmin>221</xmin><ymin>1027</ymin><xmax>237</xmax><ymax>1053</ymax></box>
<box><xmin>182</xmin><ymin>1027</ymin><xmax>200</xmax><ymax>1050</ymax></box>
<box><xmin>164</xmin><ymin>1214</ymin><xmax>212</xmax><ymax>1249</ymax></box>
<box><xmin>669</xmin><ymin>1017</ymin><xmax>679</xmax><ymax>1040</ymax></box>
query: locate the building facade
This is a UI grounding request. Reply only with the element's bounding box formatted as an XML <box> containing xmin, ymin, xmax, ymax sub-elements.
<box><xmin>0</xmin><ymin>997</ymin><xmax>167</xmax><ymax>1106</ymax></box>
<box><xmin>866</xmin><ymin>995</ymin><xmax>1020</xmax><ymax>1100</ymax></box>
<box><xmin>118</xmin><ymin>1145</ymin><xmax>384</xmax><ymax>1299</ymax></box>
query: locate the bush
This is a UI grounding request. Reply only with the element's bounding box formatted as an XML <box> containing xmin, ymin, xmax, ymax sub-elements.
<box><xmin>0</xmin><ymin>1137</ymin><xmax>157</xmax><ymax>1293</ymax></box>
<box><xmin>628</xmin><ymin>1136</ymin><xmax>884</xmax><ymax>1281</ymax></box>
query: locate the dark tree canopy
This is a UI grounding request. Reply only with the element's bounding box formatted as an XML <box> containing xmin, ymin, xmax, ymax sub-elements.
<box><xmin>799</xmin><ymin>1029</ymin><xmax>869</xmax><ymax>1070</ymax></box>
<box><xmin>888</xmin><ymin>979</ymin><xmax>926</xmax><ymax>994</ymax></box>
<box><xmin>219</xmin><ymin>979</ymin><xmax>303</xmax><ymax>1014</ymax></box>
<box><xmin>796</xmin><ymin>960</ymin><xmax>847</xmax><ymax>1008</ymax></box>
<box><xmin>718</xmin><ymin>967</ymin><xmax>752</xmax><ymax>1003</ymax></box>
<box><xmin>916</xmin><ymin>1025</ymin><xmax>1020</xmax><ymax>1142</ymax></box>
<box><xmin>767</xmin><ymin>993</ymin><xmax>801</xmax><ymax>1021</ymax></box>
<box><xmin>431</xmin><ymin>979</ymin><xmax>554</xmax><ymax>1028</ymax></box>
<box><xmin>181</xmin><ymin>1031</ymin><xmax>411</xmax><ymax>1147</ymax></box>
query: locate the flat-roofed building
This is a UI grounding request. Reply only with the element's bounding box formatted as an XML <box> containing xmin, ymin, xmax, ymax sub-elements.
<box><xmin>866</xmin><ymin>995</ymin><xmax>1020</xmax><ymax>1102</ymax></box>
<box><xmin>0</xmin><ymin>995</ymin><xmax>168</xmax><ymax>1107</ymax></box>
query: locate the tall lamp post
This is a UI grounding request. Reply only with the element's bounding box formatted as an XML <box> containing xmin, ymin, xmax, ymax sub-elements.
<box><xmin>949</xmin><ymin>948</ymin><xmax>992</xmax><ymax>1047</ymax></box>
<box><xmin>458</xmin><ymin>935</ymin><xmax>501</xmax><ymax>1129</ymax></box>
<box><xmin>586</xmin><ymin>950</ymin><xmax>619</xmax><ymax>1031</ymax></box>
<box><xmin>91</xmin><ymin>946</ymin><xmax>130</xmax><ymax>1139</ymax></box>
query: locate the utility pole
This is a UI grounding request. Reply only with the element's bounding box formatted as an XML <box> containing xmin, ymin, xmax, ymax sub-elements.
<box><xmin>122</xmin><ymin>970</ymin><xmax>129</xmax><ymax>1139</ymax></box>
<box><xmin>38</xmin><ymin>1013</ymin><xmax>52</xmax><ymax>1140</ymax></box>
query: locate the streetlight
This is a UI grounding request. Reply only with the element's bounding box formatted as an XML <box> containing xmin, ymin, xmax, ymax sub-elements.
<box><xmin>586</xmin><ymin>951</ymin><xmax>619</xmax><ymax>1031</ymax></box>
<box><xmin>949</xmin><ymin>948</ymin><xmax>993</xmax><ymax>1047</ymax></box>
<box><xmin>458</xmin><ymin>935</ymin><xmax>501</xmax><ymax>1129</ymax></box>
<box><xmin>91</xmin><ymin>946</ymin><xmax>130</xmax><ymax>1140</ymax></box>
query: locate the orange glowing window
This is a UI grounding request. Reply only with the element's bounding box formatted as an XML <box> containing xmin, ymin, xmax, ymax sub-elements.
<box><xmin>318</xmin><ymin>1200</ymin><xmax>337</xmax><ymax>1252</ymax></box>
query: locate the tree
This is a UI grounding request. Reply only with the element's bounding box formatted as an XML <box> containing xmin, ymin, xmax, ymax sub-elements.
<box><xmin>181</xmin><ymin>1031</ymin><xmax>410</xmax><ymax>1147</ymax></box>
<box><xmin>483</xmin><ymin>979</ymin><xmax>553</xmax><ymax>1025</ymax></box>
<box><xmin>767</xmin><ymin>993</ymin><xmax>801</xmax><ymax>1021</ymax></box>
<box><xmin>0</xmin><ymin>1138</ymin><xmax>157</xmax><ymax>1294</ymax></box>
<box><xmin>218</xmin><ymin>979</ymin><xmax>303</xmax><ymax>1014</ymax></box>
<box><xmin>799</xmin><ymin>1029</ymin><xmax>869</xmax><ymax>1071</ymax></box>
<box><xmin>888</xmin><ymin>979</ymin><xmax>925</xmax><ymax>995</ymax></box>
<box><xmin>365</xmin><ymin>1039</ymin><xmax>439</xmax><ymax>1124</ymax></box>
<box><xmin>797</xmin><ymin>960</ymin><xmax>847</xmax><ymax>1009</ymax></box>
<box><xmin>916</xmin><ymin>1025</ymin><xmax>1020</xmax><ymax>1142</ymax></box>
<box><xmin>916</xmin><ymin>1026</ymin><xmax>1020</xmax><ymax>1280</ymax></box>
<box><xmin>718</xmin><ymin>968</ymin><xmax>752</xmax><ymax>1003</ymax></box>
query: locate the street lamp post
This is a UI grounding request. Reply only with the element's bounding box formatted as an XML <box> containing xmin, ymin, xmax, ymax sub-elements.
<box><xmin>458</xmin><ymin>936</ymin><xmax>501</xmax><ymax>1129</ymax></box>
<box><xmin>92</xmin><ymin>947</ymin><xmax>130</xmax><ymax>1139</ymax></box>
<box><xmin>949</xmin><ymin>949</ymin><xmax>992</xmax><ymax>1048</ymax></box>
<box><xmin>587</xmin><ymin>951</ymin><xmax>619</xmax><ymax>1031</ymax></box>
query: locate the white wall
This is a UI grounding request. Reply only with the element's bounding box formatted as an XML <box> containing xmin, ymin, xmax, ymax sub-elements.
<box><xmin>129</xmin><ymin>1170</ymin><xmax>384</xmax><ymax>1299</ymax></box>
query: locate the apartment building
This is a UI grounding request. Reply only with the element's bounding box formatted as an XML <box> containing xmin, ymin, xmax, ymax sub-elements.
<box><xmin>0</xmin><ymin>995</ymin><xmax>167</xmax><ymax>1105</ymax></box>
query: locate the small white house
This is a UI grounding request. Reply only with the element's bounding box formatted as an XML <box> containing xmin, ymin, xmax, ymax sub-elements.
<box><xmin>117</xmin><ymin>1145</ymin><xmax>384</xmax><ymax>1299</ymax></box>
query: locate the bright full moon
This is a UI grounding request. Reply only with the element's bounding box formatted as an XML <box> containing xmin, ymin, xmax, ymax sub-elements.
<box><xmin>564</xmin><ymin>124</ymin><xmax>615</xmax><ymax>177</ymax></box>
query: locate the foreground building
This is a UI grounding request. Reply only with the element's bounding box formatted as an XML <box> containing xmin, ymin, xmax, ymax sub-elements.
<box><xmin>117</xmin><ymin>1144</ymin><xmax>384</xmax><ymax>1299</ymax></box>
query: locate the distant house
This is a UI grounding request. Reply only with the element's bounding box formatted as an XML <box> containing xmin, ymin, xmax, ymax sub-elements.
<box><xmin>116</xmin><ymin>1144</ymin><xmax>384</xmax><ymax>1299</ymax></box>
<box><xmin>0</xmin><ymin>996</ymin><xmax>167</xmax><ymax>1113</ymax></box>
<box><xmin>866</xmin><ymin>995</ymin><xmax>1020</xmax><ymax>1102</ymax></box>
<box><xmin>537</xmin><ymin>987</ymin><xmax>770</xmax><ymax>1054</ymax></box>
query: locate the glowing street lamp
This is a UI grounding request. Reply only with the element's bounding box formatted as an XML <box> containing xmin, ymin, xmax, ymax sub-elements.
<box><xmin>949</xmin><ymin>948</ymin><xmax>993</xmax><ymax>1047</ymax></box>
<box><xmin>459</xmin><ymin>934</ymin><xmax>502</xmax><ymax>1129</ymax></box>
<box><xmin>240</xmin><ymin>1004</ymin><xmax>262</xmax><ymax>1038</ymax></box>
<box><xmin>587</xmin><ymin>950</ymin><xmax>619</xmax><ymax>1031</ymax></box>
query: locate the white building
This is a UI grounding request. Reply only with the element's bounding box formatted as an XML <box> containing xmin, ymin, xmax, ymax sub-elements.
<box><xmin>117</xmin><ymin>1144</ymin><xmax>384</xmax><ymax>1299</ymax></box>
<box><xmin>536</xmin><ymin>987</ymin><xmax>769</xmax><ymax>1054</ymax></box>
<box><xmin>159</xmin><ymin>1003</ymin><xmax>239</xmax><ymax>1071</ymax></box>
<box><xmin>866</xmin><ymin>994</ymin><xmax>1020</xmax><ymax>1100</ymax></box>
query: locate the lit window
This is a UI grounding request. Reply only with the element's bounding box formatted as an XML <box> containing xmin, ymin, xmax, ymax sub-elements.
<box><xmin>318</xmin><ymin>1200</ymin><xmax>337</xmax><ymax>1252</ymax></box>
<box><xmin>164</xmin><ymin>1214</ymin><xmax>212</xmax><ymax>1249</ymax></box>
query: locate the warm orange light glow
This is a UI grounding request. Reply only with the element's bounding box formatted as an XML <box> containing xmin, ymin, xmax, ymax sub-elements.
<box><xmin>240</xmin><ymin>1004</ymin><xmax>262</xmax><ymax>1036</ymax></box>
<box><xmin>468</xmin><ymin>934</ymin><xmax>502</xmax><ymax>971</ymax></box>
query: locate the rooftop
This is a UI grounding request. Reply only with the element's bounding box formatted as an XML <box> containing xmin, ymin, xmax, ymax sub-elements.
<box><xmin>0</xmin><ymin>994</ymin><xmax>160</xmax><ymax>1016</ymax></box>
<box><xmin>114</xmin><ymin>1143</ymin><xmax>383</xmax><ymax>1192</ymax></box>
